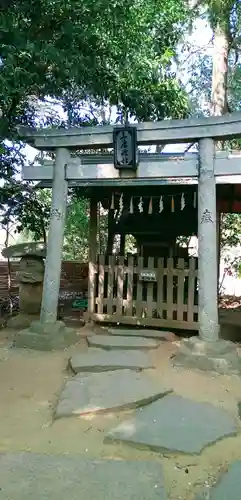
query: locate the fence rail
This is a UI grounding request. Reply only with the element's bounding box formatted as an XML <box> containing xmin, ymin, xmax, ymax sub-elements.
<box><xmin>89</xmin><ymin>255</ymin><xmax>199</xmax><ymax>330</ymax></box>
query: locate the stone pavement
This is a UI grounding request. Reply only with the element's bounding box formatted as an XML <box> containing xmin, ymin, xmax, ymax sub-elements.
<box><xmin>57</xmin><ymin>329</ymin><xmax>163</xmax><ymax>418</ymax></box>
<box><xmin>69</xmin><ymin>348</ymin><xmax>154</xmax><ymax>373</ymax></box>
<box><xmin>53</xmin><ymin>327</ymin><xmax>241</xmax><ymax>498</ymax></box>
<box><xmin>88</xmin><ymin>334</ymin><xmax>159</xmax><ymax>350</ymax></box>
<box><xmin>55</xmin><ymin>369</ymin><xmax>172</xmax><ymax>418</ymax></box>
<box><xmin>105</xmin><ymin>394</ymin><xmax>238</xmax><ymax>454</ymax></box>
<box><xmin>0</xmin><ymin>453</ymin><xmax>166</xmax><ymax>500</ymax></box>
<box><xmin>195</xmin><ymin>461</ymin><xmax>241</xmax><ymax>499</ymax></box>
<box><xmin>108</xmin><ymin>328</ymin><xmax>177</xmax><ymax>341</ymax></box>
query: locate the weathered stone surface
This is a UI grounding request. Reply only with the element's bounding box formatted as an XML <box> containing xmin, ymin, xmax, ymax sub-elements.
<box><xmin>55</xmin><ymin>370</ymin><xmax>172</xmax><ymax>418</ymax></box>
<box><xmin>172</xmin><ymin>336</ymin><xmax>241</xmax><ymax>374</ymax></box>
<box><xmin>4</xmin><ymin>246</ymin><xmax>46</xmax><ymax>329</ymax></box>
<box><xmin>7</xmin><ymin>281</ymin><xmax>43</xmax><ymax>327</ymax></box>
<box><xmin>108</xmin><ymin>328</ymin><xmax>177</xmax><ymax>341</ymax></box>
<box><xmin>88</xmin><ymin>335</ymin><xmax>159</xmax><ymax>350</ymax></box>
<box><xmin>105</xmin><ymin>395</ymin><xmax>237</xmax><ymax>454</ymax></box>
<box><xmin>14</xmin><ymin>320</ymin><xmax>79</xmax><ymax>351</ymax></box>
<box><xmin>19</xmin><ymin>282</ymin><xmax>43</xmax><ymax>314</ymax></box>
<box><xmin>179</xmin><ymin>336</ymin><xmax>237</xmax><ymax>356</ymax></box>
<box><xmin>7</xmin><ymin>313</ymin><xmax>40</xmax><ymax>330</ymax></box>
<box><xmin>18</xmin><ymin>256</ymin><xmax>45</xmax><ymax>284</ymax></box>
<box><xmin>70</xmin><ymin>348</ymin><xmax>154</xmax><ymax>373</ymax></box>
<box><xmin>0</xmin><ymin>453</ymin><xmax>166</xmax><ymax>500</ymax></box>
<box><xmin>195</xmin><ymin>461</ymin><xmax>241</xmax><ymax>499</ymax></box>
<box><xmin>2</xmin><ymin>241</ymin><xmax>46</xmax><ymax>259</ymax></box>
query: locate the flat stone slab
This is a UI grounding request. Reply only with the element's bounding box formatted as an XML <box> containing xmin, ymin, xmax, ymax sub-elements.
<box><xmin>88</xmin><ymin>335</ymin><xmax>159</xmax><ymax>350</ymax></box>
<box><xmin>105</xmin><ymin>394</ymin><xmax>237</xmax><ymax>455</ymax></box>
<box><xmin>108</xmin><ymin>328</ymin><xmax>177</xmax><ymax>341</ymax></box>
<box><xmin>195</xmin><ymin>461</ymin><xmax>241</xmax><ymax>499</ymax></box>
<box><xmin>55</xmin><ymin>370</ymin><xmax>172</xmax><ymax>418</ymax></box>
<box><xmin>70</xmin><ymin>348</ymin><xmax>154</xmax><ymax>373</ymax></box>
<box><xmin>0</xmin><ymin>453</ymin><xmax>166</xmax><ymax>500</ymax></box>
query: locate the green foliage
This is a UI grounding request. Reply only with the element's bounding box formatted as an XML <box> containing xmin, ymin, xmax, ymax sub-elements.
<box><xmin>219</xmin><ymin>213</ymin><xmax>241</xmax><ymax>283</ymax></box>
<box><xmin>0</xmin><ymin>0</ymin><xmax>190</xmax><ymax>244</ymax></box>
<box><xmin>185</xmin><ymin>2</ymin><xmax>241</xmax><ymax>286</ymax></box>
<box><xmin>207</xmin><ymin>0</ymin><xmax>241</xmax><ymax>40</ymax></box>
<box><xmin>184</xmin><ymin>0</ymin><xmax>241</xmax><ymax>117</ymax></box>
<box><xmin>0</xmin><ymin>0</ymin><xmax>189</xmax><ymax>134</ymax></box>
<box><xmin>0</xmin><ymin>180</ymin><xmax>51</xmax><ymax>242</ymax></box>
<box><xmin>63</xmin><ymin>198</ymin><xmax>89</xmax><ymax>260</ymax></box>
<box><xmin>220</xmin><ymin>213</ymin><xmax>241</xmax><ymax>250</ymax></box>
<box><xmin>229</xmin><ymin>64</ymin><xmax>241</xmax><ymax>110</ymax></box>
<box><xmin>186</xmin><ymin>49</ymin><xmax>241</xmax><ymax>118</ymax></box>
<box><xmin>125</xmin><ymin>235</ymin><xmax>137</xmax><ymax>254</ymax></box>
<box><xmin>0</xmin><ymin>142</ymin><xmax>51</xmax><ymax>241</ymax></box>
<box><xmin>17</xmin><ymin>189</ymin><xmax>51</xmax><ymax>242</ymax></box>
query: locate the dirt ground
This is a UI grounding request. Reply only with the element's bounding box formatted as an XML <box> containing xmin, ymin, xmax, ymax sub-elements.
<box><xmin>1</xmin><ymin>324</ymin><xmax>241</xmax><ymax>500</ymax></box>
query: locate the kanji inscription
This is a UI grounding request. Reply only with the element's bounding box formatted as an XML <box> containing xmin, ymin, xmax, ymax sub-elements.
<box><xmin>51</xmin><ymin>208</ymin><xmax>62</xmax><ymax>220</ymax></box>
<box><xmin>200</xmin><ymin>208</ymin><xmax>213</xmax><ymax>224</ymax></box>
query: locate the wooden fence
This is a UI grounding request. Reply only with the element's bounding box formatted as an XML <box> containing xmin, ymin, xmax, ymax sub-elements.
<box><xmin>0</xmin><ymin>261</ymin><xmax>88</xmax><ymax>298</ymax></box>
<box><xmin>89</xmin><ymin>255</ymin><xmax>199</xmax><ymax>330</ymax></box>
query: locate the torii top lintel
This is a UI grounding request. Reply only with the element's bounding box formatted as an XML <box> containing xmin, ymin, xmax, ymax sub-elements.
<box><xmin>19</xmin><ymin>112</ymin><xmax>241</xmax><ymax>150</ymax></box>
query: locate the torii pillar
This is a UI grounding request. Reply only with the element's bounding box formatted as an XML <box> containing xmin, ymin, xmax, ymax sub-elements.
<box><xmin>14</xmin><ymin>148</ymin><xmax>78</xmax><ymax>350</ymax></box>
<box><xmin>198</xmin><ymin>138</ymin><xmax>219</xmax><ymax>341</ymax></box>
<box><xmin>173</xmin><ymin>138</ymin><xmax>240</xmax><ymax>374</ymax></box>
<box><xmin>40</xmin><ymin>147</ymin><xmax>69</xmax><ymax>323</ymax></box>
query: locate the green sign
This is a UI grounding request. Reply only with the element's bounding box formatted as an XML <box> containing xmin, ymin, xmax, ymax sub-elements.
<box><xmin>72</xmin><ymin>298</ymin><xmax>88</xmax><ymax>310</ymax></box>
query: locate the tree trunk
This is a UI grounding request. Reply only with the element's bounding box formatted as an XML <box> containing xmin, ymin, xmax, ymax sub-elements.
<box><xmin>4</xmin><ymin>223</ymin><xmax>13</xmax><ymax>316</ymax></box>
<box><xmin>211</xmin><ymin>22</ymin><xmax>230</xmax><ymax>116</ymax></box>
<box><xmin>210</xmin><ymin>17</ymin><xmax>231</xmax><ymax>297</ymax></box>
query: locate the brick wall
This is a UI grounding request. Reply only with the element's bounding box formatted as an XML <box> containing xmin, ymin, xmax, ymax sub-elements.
<box><xmin>0</xmin><ymin>261</ymin><xmax>88</xmax><ymax>298</ymax></box>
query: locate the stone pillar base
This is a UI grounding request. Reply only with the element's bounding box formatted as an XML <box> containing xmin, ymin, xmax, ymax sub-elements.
<box><xmin>7</xmin><ymin>313</ymin><xmax>40</xmax><ymax>330</ymax></box>
<box><xmin>13</xmin><ymin>320</ymin><xmax>79</xmax><ymax>351</ymax></box>
<box><xmin>172</xmin><ymin>336</ymin><xmax>241</xmax><ymax>375</ymax></box>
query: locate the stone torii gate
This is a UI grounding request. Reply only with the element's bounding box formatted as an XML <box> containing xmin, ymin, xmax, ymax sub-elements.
<box><xmin>16</xmin><ymin>113</ymin><xmax>241</xmax><ymax>371</ymax></box>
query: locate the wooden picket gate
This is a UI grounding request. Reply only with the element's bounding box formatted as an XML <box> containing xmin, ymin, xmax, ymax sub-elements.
<box><xmin>88</xmin><ymin>255</ymin><xmax>199</xmax><ymax>330</ymax></box>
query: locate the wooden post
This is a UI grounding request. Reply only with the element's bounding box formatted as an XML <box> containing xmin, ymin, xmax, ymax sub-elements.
<box><xmin>198</xmin><ymin>138</ymin><xmax>219</xmax><ymax>341</ymax></box>
<box><xmin>120</xmin><ymin>233</ymin><xmax>125</xmax><ymax>256</ymax></box>
<box><xmin>88</xmin><ymin>197</ymin><xmax>97</xmax><ymax>320</ymax></box>
<box><xmin>40</xmin><ymin>147</ymin><xmax>69</xmax><ymax>323</ymax></box>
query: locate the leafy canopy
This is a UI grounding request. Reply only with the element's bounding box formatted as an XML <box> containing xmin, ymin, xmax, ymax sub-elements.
<box><xmin>0</xmin><ymin>0</ymin><xmax>189</xmax><ymax>134</ymax></box>
<box><xmin>0</xmin><ymin>0</ymin><xmax>189</xmax><ymax>244</ymax></box>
